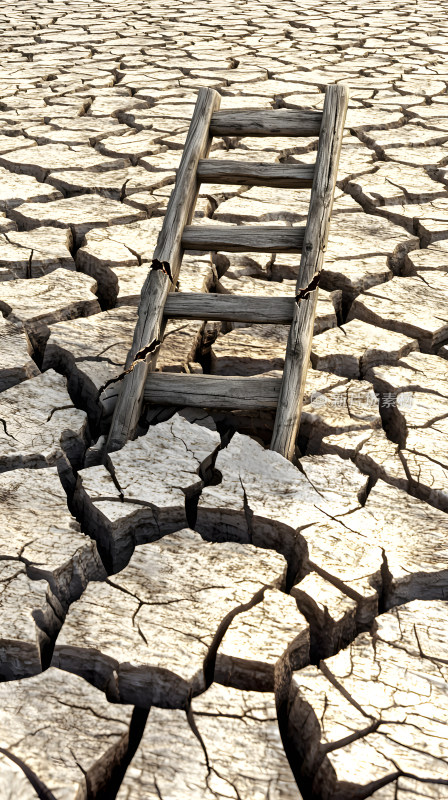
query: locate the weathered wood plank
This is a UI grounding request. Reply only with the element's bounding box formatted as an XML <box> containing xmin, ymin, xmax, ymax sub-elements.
<box><xmin>163</xmin><ymin>293</ymin><xmax>295</xmax><ymax>323</ymax></box>
<box><xmin>270</xmin><ymin>84</ymin><xmax>349</xmax><ymax>460</ymax></box>
<box><xmin>106</xmin><ymin>87</ymin><xmax>222</xmax><ymax>453</ymax></box>
<box><xmin>210</xmin><ymin>109</ymin><xmax>322</xmax><ymax>137</ymax></box>
<box><xmin>144</xmin><ymin>373</ymin><xmax>281</xmax><ymax>409</ymax></box>
<box><xmin>182</xmin><ymin>225</ymin><xmax>305</xmax><ymax>253</ymax></box>
<box><xmin>197</xmin><ymin>160</ymin><xmax>315</xmax><ymax>188</ymax></box>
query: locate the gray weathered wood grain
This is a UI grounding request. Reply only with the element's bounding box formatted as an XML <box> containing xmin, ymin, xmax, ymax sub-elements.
<box><xmin>270</xmin><ymin>84</ymin><xmax>349</xmax><ymax>460</ymax></box>
<box><xmin>163</xmin><ymin>293</ymin><xmax>295</xmax><ymax>323</ymax></box>
<box><xmin>163</xmin><ymin>292</ymin><xmax>294</xmax><ymax>325</ymax></box>
<box><xmin>197</xmin><ymin>160</ymin><xmax>315</xmax><ymax>188</ymax></box>
<box><xmin>210</xmin><ymin>109</ymin><xmax>322</xmax><ymax>138</ymax></box>
<box><xmin>182</xmin><ymin>225</ymin><xmax>305</xmax><ymax>253</ymax></box>
<box><xmin>144</xmin><ymin>373</ymin><xmax>281</xmax><ymax>409</ymax></box>
<box><xmin>106</xmin><ymin>88</ymin><xmax>222</xmax><ymax>453</ymax></box>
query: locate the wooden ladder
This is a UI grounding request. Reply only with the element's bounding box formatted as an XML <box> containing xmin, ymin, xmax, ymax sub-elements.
<box><xmin>106</xmin><ymin>84</ymin><xmax>348</xmax><ymax>461</ymax></box>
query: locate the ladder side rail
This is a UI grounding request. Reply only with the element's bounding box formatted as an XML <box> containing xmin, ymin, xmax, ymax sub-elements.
<box><xmin>106</xmin><ymin>87</ymin><xmax>221</xmax><ymax>454</ymax></box>
<box><xmin>270</xmin><ymin>84</ymin><xmax>349</xmax><ymax>460</ymax></box>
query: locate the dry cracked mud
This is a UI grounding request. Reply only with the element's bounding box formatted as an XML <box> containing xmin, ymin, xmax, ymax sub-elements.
<box><xmin>1</xmin><ymin>1</ymin><xmax>448</xmax><ymax>798</ymax></box>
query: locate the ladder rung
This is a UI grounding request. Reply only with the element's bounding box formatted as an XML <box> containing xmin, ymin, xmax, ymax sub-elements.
<box><xmin>164</xmin><ymin>293</ymin><xmax>295</xmax><ymax>323</ymax></box>
<box><xmin>197</xmin><ymin>160</ymin><xmax>315</xmax><ymax>188</ymax></box>
<box><xmin>181</xmin><ymin>225</ymin><xmax>305</xmax><ymax>253</ymax></box>
<box><xmin>210</xmin><ymin>109</ymin><xmax>322</xmax><ymax>138</ymax></box>
<box><xmin>145</xmin><ymin>373</ymin><xmax>281</xmax><ymax>410</ymax></box>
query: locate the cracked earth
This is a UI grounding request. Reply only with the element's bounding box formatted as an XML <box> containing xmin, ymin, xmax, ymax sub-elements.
<box><xmin>1</xmin><ymin>1</ymin><xmax>448</xmax><ymax>798</ymax></box>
